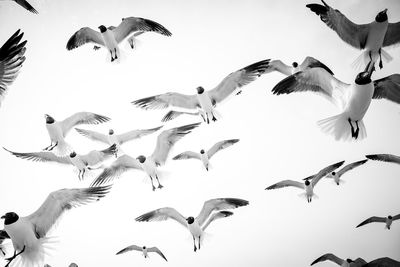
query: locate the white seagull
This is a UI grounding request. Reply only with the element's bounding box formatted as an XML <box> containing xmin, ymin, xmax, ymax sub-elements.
<box><xmin>66</xmin><ymin>17</ymin><xmax>172</xmax><ymax>62</ymax></box>
<box><xmin>75</xmin><ymin>125</ymin><xmax>162</xmax><ymax>156</ymax></box>
<box><xmin>173</xmin><ymin>139</ymin><xmax>239</xmax><ymax>171</ymax></box>
<box><xmin>0</xmin><ymin>29</ymin><xmax>26</xmax><ymax>108</ymax></box>
<box><xmin>91</xmin><ymin>123</ymin><xmax>201</xmax><ymax>191</ymax></box>
<box><xmin>4</xmin><ymin>144</ymin><xmax>117</xmax><ymax>180</ymax></box>
<box><xmin>135</xmin><ymin>198</ymin><xmax>248</xmax><ymax>252</ymax></box>
<box><xmin>265</xmin><ymin>161</ymin><xmax>344</xmax><ymax>202</ymax></box>
<box><xmin>311</xmin><ymin>253</ymin><xmax>362</xmax><ymax>266</ymax></box>
<box><xmin>0</xmin><ymin>0</ymin><xmax>38</xmax><ymax>14</ymax></box>
<box><xmin>366</xmin><ymin>153</ymin><xmax>400</xmax><ymax>165</ymax></box>
<box><xmin>356</xmin><ymin>214</ymin><xmax>400</xmax><ymax>230</ymax></box>
<box><xmin>132</xmin><ymin>59</ymin><xmax>270</xmax><ymax>123</ymax></box>
<box><xmin>43</xmin><ymin>112</ymin><xmax>110</xmax><ymax>156</ymax></box>
<box><xmin>0</xmin><ymin>185</ymin><xmax>111</xmax><ymax>267</ymax></box>
<box><xmin>306</xmin><ymin>1</ymin><xmax>400</xmax><ymax>71</ymax></box>
<box><xmin>264</xmin><ymin>56</ymin><xmax>334</xmax><ymax>76</ymax></box>
<box><xmin>116</xmin><ymin>244</ymin><xmax>167</xmax><ymax>261</ymax></box>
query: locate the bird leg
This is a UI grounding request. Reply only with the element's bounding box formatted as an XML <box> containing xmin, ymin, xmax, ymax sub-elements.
<box><xmin>93</xmin><ymin>45</ymin><xmax>101</xmax><ymax>50</ymax></box>
<box><xmin>192</xmin><ymin>236</ymin><xmax>197</xmax><ymax>252</ymax></box>
<box><xmin>155</xmin><ymin>175</ymin><xmax>163</xmax><ymax>189</ymax></box>
<box><xmin>110</xmin><ymin>50</ymin><xmax>114</xmax><ymax>62</ymax></box>
<box><xmin>5</xmin><ymin>246</ymin><xmax>25</xmax><ymax>267</ymax></box>
<box><xmin>0</xmin><ymin>247</ymin><xmax>5</xmax><ymax>256</ymax></box>
<box><xmin>79</xmin><ymin>169</ymin><xmax>86</xmax><ymax>180</ymax></box>
<box><xmin>236</xmin><ymin>90</ymin><xmax>242</xmax><ymax>95</ymax></box>
<box><xmin>212</xmin><ymin>113</ymin><xmax>217</xmax><ymax>122</ymax></box>
<box><xmin>150</xmin><ymin>177</ymin><xmax>156</xmax><ymax>191</ymax></box>
<box><xmin>378</xmin><ymin>48</ymin><xmax>383</xmax><ymax>69</ymax></box>
<box><xmin>114</xmin><ymin>48</ymin><xmax>118</xmax><ymax>60</ymax></box>
<box><xmin>348</xmin><ymin>119</ymin><xmax>357</xmax><ymax>138</ymax></box>
<box><xmin>44</xmin><ymin>141</ymin><xmax>58</xmax><ymax>151</ymax></box>
<box><xmin>353</xmin><ymin>121</ymin><xmax>360</xmax><ymax>139</ymax></box>
<box><xmin>198</xmin><ymin>236</ymin><xmax>201</xmax><ymax>250</ymax></box>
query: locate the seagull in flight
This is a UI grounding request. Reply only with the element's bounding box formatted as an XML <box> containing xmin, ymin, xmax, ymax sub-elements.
<box><xmin>0</xmin><ymin>29</ymin><xmax>27</xmax><ymax>108</ymax></box>
<box><xmin>356</xmin><ymin>214</ymin><xmax>400</xmax><ymax>230</ymax></box>
<box><xmin>135</xmin><ymin>198</ymin><xmax>248</xmax><ymax>252</ymax></box>
<box><xmin>266</xmin><ymin>161</ymin><xmax>344</xmax><ymax>202</ymax></box>
<box><xmin>311</xmin><ymin>253</ymin><xmax>364</xmax><ymax>266</ymax></box>
<box><xmin>91</xmin><ymin>123</ymin><xmax>201</xmax><ymax>191</ymax></box>
<box><xmin>66</xmin><ymin>17</ymin><xmax>172</xmax><ymax>62</ymax></box>
<box><xmin>306</xmin><ymin>1</ymin><xmax>400</xmax><ymax>71</ymax></box>
<box><xmin>1</xmin><ymin>185</ymin><xmax>111</xmax><ymax>267</ymax></box>
<box><xmin>366</xmin><ymin>153</ymin><xmax>400</xmax><ymax>165</ymax></box>
<box><xmin>43</xmin><ymin>112</ymin><xmax>110</xmax><ymax>156</ymax></box>
<box><xmin>132</xmin><ymin>59</ymin><xmax>270</xmax><ymax>123</ymax></box>
<box><xmin>1</xmin><ymin>0</ymin><xmax>38</xmax><ymax>14</ymax></box>
<box><xmin>264</xmin><ymin>56</ymin><xmax>333</xmax><ymax>76</ymax></box>
<box><xmin>173</xmin><ymin>139</ymin><xmax>239</xmax><ymax>171</ymax></box>
<box><xmin>116</xmin><ymin>244</ymin><xmax>167</xmax><ymax>261</ymax></box>
<box><xmin>4</xmin><ymin>144</ymin><xmax>117</xmax><ymax>180</ymax></box>
<box><xmin>75</xmin><ymin>125</ymin><xmax>162</xmax><ymax>156</ymax></box>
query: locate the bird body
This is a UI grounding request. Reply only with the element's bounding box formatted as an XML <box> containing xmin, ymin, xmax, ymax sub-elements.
<box><xmin>200</xmin><ymin>152</ymin><xmax>209</xmax><ymax>170</ymax></box>
<box><xmin>100</xmin><ymin>27</ymin><xmax>120</xmax><ymax>61</ymax></box>
<box><xmin>346</xmin><ymin>82</ymin><xmax>374</xmax><ymax>121</ymax></box>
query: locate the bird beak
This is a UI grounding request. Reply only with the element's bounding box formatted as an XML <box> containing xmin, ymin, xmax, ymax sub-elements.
<box><xmin>383</xmin><ymin>8</ymin><xmax>388</xmax><ymax>13</ymax></box>
<box><xmin>1</xmin><ymin>215</ymin><xmax>5</xmax><ymax>219</ymax></box>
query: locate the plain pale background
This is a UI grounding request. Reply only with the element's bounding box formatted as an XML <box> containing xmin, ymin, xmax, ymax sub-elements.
<box><xmin>0</xmin><ymin>0</ymin><xmax>400</xmax><ymax>266</ymax></box>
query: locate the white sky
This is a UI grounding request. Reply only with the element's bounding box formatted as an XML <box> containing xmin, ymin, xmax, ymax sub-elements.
<box><xmin>0</xmin><ymin>0</ymin><xmax>400</xmax><ymax>266</ymax></box>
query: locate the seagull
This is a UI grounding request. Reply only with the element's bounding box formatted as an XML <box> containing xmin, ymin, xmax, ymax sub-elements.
<box><xmin>356</xmin><ymin>214</ymin><xmax>400</xmax><ymax>229</ymax></box>
<box><xmin>135</xmin><ymin>198</ymin><xmax>248</xmax><ymax>252</ymax></box>
<box><xmin>264</xmin><ymin>56</ymin><xmax>333</xmax><ymax>76</ymax></box>
<box><xmin>306</xmin><ymin>1</ymin><xmax>400</xmax><ymax>71</ymax></box>
<box><xmin>4</xmin><ymin>144</ymin><xmax>117</xmax><ymax>180</ymax></box>
<box><xmin>1</xmin><ymin>185</ymin><xmax>111</xmax><ymax>267</ymax></box>
<box><xmin>1</xmin><ymin>0</ymin><xmax>38</xmax><ymax>14</ymax></box>
<box><xmin>265</xmin><ymin>161</ymin><xmax>344</xmax><ymax>202</ymax></box>
<box><xmin>75</xmin><ymin>125</ymin><xmax>162</xmax><ymax>156</ymax></box>
<box><xmin>304</xmin><ymin>159</ymin><xmax>368</xmax><ymax>185</ymax></box>
<box><xmin>173</xmin><ymin>139</ymin><xmax>239</xmax><ymax>171</ymax></box>
<box><xmin>116</xmin><ymin>244</ymin><xmax>167</xmax><ymax>261</ymax></box>
<box><xmin>66</xmin><ymin>17</ymin><xmax>172</xmax><ymax>62</ymax></box>
<box><xmin>43</xmin><ymin>112</ymin><xmax>110</xmax><ymax>156</ymax></box>
<box><xmin>91</xmin><ymin>123</ymin><xmax>201</xmax><ymax>191</ymax></box>
<box><xmin>132</xmin><ymin>59</ymin><xmax>270</xmax><ymax>123</ymax></box>
<box><xmin>366</xmin><ymin>153</ymin><xmax>400</xmax><ymax>165</ymax></box>
<box><xmin>0</xmin><ymin>29</ymin><xmax>27</xmax><ymax>108</ymax></box>
<box><xmin>311</xmin><ymin>253</ymin><xmax>361</xmax><ymax>266</ymax></box>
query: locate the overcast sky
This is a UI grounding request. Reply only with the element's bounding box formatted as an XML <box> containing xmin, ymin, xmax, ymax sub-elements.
<box><xmin>0</xmin><ymin>0</ymin><xmax>400</xmax><ymax>266</ymax></box>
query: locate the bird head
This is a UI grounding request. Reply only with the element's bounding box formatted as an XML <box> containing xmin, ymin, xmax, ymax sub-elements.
<box><xmin>346</xmin><ymin>259</ymin><xmax>353</xmax><ymax>263</ymax></box>
<box><xmin>375</xmin><ymin>8</ymin><xmax>388</xmax><ymax>23</ymax></box>
<box><xmin>388</xmin><ymin>215</ymin><xmax>393</xmax><ymax>220</ymax></box>
<box><xmin>304</xmin><ymin>180</ymin><xmax>311</xmax><ymax>186</ymax></box>
<box><xmin>1</xmin><ymin>212</ymin><xmax>19</xmax><ymax>225</ymax></box>
<box><xmin>186</xmin><ymin>216</ymin><xmax>195</xmax><ymax>224</ymax></box>
<box><xmin>292</xmin><ymin>62</ymin><xmax>298</xmax><ymax>68</ymax></box>
<box><xmin>137</xmin><ymin>155</ymin><xmax>146</xmax><ymax>163</ymax></box>
<box><xmin>142</xmin><ymin>246</ymin><xmax>146</xmax><ymax>250</ymax></box>
<box><xmin>69</xmin><ymin>152</ymin><xmax>77</xmax><ymax>158</ymax></box>
<box><xmin>45</xmin><ymin>114</ymin><xmax>55</xmax><ymax>124</ymax></box>
<box><xmin>354</xmin><ymin>71</ymin><xmax>372</xmax><ymax>85</ymax></box>
<box><xmin>98</xmin><ymin>25</ymin><xmax>107</xmax><ymax>33</ymax></box>
<box><xmin>200</xmin><ymin>149</ymin><xmax>205</xmax><ymax>154</ymax></box>
<box><xmin>196</xmin><ymin>86</ymin><xmax>205</xmax><ymax>94</ymax></box>
<box><xmin>109</xmin><ymin>129</ymin><xmax>114</xmax><ymax>135</ymax></box>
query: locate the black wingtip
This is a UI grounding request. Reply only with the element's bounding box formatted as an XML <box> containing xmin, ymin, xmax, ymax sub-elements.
<box><xmin>220</xmin><ymin>211</ymin><xmax>234</xmax><ymax>217</ymax></box>
<box><xmin>365</xmin><ymin>154</ymin><xmax>377</xmax><ymax>160</ymax></box>
<box><xmin>271</xmin><ymin>74</ymin><xmax>297</xmax><ymax>95</ymax></box>
<box><xmin>225</xmin><ymin>198</ymin><xmax>249</xmax><ymax>207</ymax></box>
<box><xmin>306</xmin><ymin>3</ymin><xmax>328</xmax><ymax>16</ymax></box>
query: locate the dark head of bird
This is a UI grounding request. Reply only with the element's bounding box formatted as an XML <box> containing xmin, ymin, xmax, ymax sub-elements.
<box><xmin>375</xmin><ymin>8</ymin><xmax>388</xmax><ymax>23</ymax></box>
<box><xmin>355</xmin><ymin>71</ymin><xmax>372</xmax><ymax>85</ymax></box>
<box><xmin>346</xmin><ymin>259</ymin><xmax>353</xmax><ymax>263</ymax></box>
<box><xmin>45</xmin><ymin>114</ymin><xmax>55</xmax><ymax>124</ymax></box>
<box><xmin>137</xmin><ymin>155</ymin><xmax>146</xmax><ymax>163</ymax></box>
<box><xmin>196</xmin><ymin>86</ymin><xmax>205</xmax><ymax>95</ymax></box>
<box><xmin>1</xmin><ymin>212</ymin><xmax>19</xmax><ymax>225</ymax></box>
<box><xmin>200</xmin><ymin>149</ymin><xmax>205</xmax><ymax>154</ymax></box>
<box><xmin>292</xmin><ymin>62</ymin><xmax>298</xmax><ymax>68</ymax></box>
<box><xmin>109</xmin><ymin>129</ymin><xmax>114</xmax><ymax>135</ymax></box>
<box><xmin>331</xmin><ymin>171</ymin><xmax>336</xmax><ymax>176</ymax></box>
<box><xmin>186</xmin><ymin>216</ymin><xmax>195</xmax><ymax>224</ymax></box>
<box><xmin>388</xmin><ymin>215</ymin><xmax>393</xmax><ymax>220</ymax></box>
<box><xmin>142</xmin><ymin>246</ymin><xmax>146</xmax><ymax>250</ymax></box>
<box><xmin>98</xmin><ymin>25</ymin><xmax>107</xmax><ymax>33</ymax></box>
<box><xmin>305</xmin><ymin>180</ymin><xmax>311</xmax><ymax>186</ymax></box>
<box><xmin>69</xmin><ymin>152</ymin><xmax>77</xmax><ymax>158</ymax></box>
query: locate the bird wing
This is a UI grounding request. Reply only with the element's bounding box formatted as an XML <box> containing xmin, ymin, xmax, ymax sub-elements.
<box><xmin>299</xmin><ymin>56</ymin><xmax>334</xmax><ymax>75</ymax></box>
<box><xmin>80</xmin><ymin>144</ymin><xmax>117</xmax><ymax>166</ymax></box>
<box><xmin>117</xmin><ymin>126</ymin><xmax>163</xmax><ymax>144</ymax></box>
<box><xmin>90</xmin><ymin>155</ymin><xmax>142</xmax><ymax>186</ymax></box>
<box><xmin>207</xmin><ymin>139</ymin><xmax>239</xmax><ymax>159</ymax></box>
<box><xmin>75</xmin><ymin>128</ymin><xmax>109</xmax><ymax>144</ymax></box>
<box><xmin>383</xmin><ymin>22</ymin><xmax>400</xmax><ymax>47</ymax></box>
<box><xmin>150</xmin><ymin>123</ymin><xmax>201</xmax><ymax>166</ymax></box>
<box><xmin>306</xmin><ymin>1</ymin><xmax>369</xmax><ymax>49</ymax></box>
<box><xmin>263</xmin><ymin>60</ymin><xmax>292</xmax><ymax>76</ymax></box>
<box><xmin>372</xmin><ymin>74</ymin><xmax>400</xmax><ymax>105</ymax></box>
<box><xmin>161</xmin><ymin>110</ymin><xmax>200</xmax><ymax>122</ymax></box>
<box><xmin>366</xmin><ymin>153</ymin><xmax>400</xmax><ymax>164</ymax></box>
<box><xmin>26</xmin><ymin>186</ymin><xmax>111</xmax><ymax>238</ymax></box>
<box><xmin>132</xmin><ymin>92</ymin><xmax>199</xmax><ymax>110</ymax></box>
<box><xmin>113</xmin><ymin>17</ymin><xmax>172</xmax><ymax>43</ymax></box>
<box><xmin>207</xmin><ymin>59</ymin><xmax>270</xmax><ymax>104</ymax></box>
<box><xmin>3</xmin><ymin>147</ymin><xmax>71</xmax><ymax>164</ymax></box>
<box><xmin>60</xmin><ymin>112</ymin><xmax>110</xmax><ymax>136</ymax></box>
<box><xmin>116</xmin><ymin>244</ymin><xmax>142</xmax><ymax>255</ymax></box>
<box><xmin>148</xmin><ymin>247</ymin><xmax>168</xmax><ymax>261</ymax></box>
<box><xmin>201</xmin><ymin>211</ymin><xmax>233</xmax><ymax>231</ymax></box>
<box><xmin>196</xmin><ymin>198</ymin><xmax>249</xmax><ymax>226</ymax></box>
<box><xmin>392</xmin><ymin>214</ymin><xmax>400</xmax><ymax>221</ymax></box>
<box><xmin>312</xmin><ymin>160</ymin><xmax>345</xmax><ymax>187</ymax></box>
<box><xmin>311</xmin><ymin>253</ymin><xmax>344</xmax><ymax>265</ymax></box>
<box><xmin>356</xmin><ymin>216</ymin><xmax>386</xmax><ymax>228</ymax></box>
<box><xmin>302</xmin><ymin>174</ymin><xmax>316</xmax><ymax>181</ymax></box>
<box><xmin>14</xmin><ymin>0</ymin><xmax>38</xmax><ymax>14</ymax></box>
<box><xmin>135</xmin><ymin>207</ymin><xmax>187</xmax><ymax>229</ymax></box>
<box><xmin>0</xmin><ymin>230</ymin><xmax>10</xmax><ymax>241</ymax></box>
<box><xmin>337</xmin><ymin>159</ymin><xmax>368</xmax><ymax>177</ymax></box>
<box><xmin>172</xmin><ymin>151</ymin><xmax>201</xmax><ymax>161</ymax></box>
<box><xmin>265</xmin><ymin>180</ymin><xmax>305</xmax><ymax>190</ymax></box>
<box><xmin>66</xmin><ymin>27</ymin><xmax>105</xmax><ymax>50</ymax></box>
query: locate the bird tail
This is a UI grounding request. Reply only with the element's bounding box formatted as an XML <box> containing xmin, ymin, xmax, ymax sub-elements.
<box><xmin>351</xmin><ymin>49</ymin><xmax>393</xmax><ymax>71</ymax></box>
<box><xmin>53</xmin><ymin>140</ymin><xmax>73</xmax><ymax>157</ymax></box>
<box><xmin>317</xmin><ymin>113</ymin><xmax>367</xmax><ymax>141</ymax></box>
<box><xmin>12</xmin><ymin>237</ymin><xmax>57</xmax><ymax>267</ymax></box>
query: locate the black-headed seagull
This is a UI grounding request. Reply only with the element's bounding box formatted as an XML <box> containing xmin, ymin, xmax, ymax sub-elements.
<box><xmin>66</xmin><ymin>17</ymin><xmax>172</xmax><ymax>62</ymax></box>
<box><xmin>0</xmin><ymin>185</ymin><xmax>111</xmax><ymax>267</ymax></box>
<box><xmin>265</xmin><ymin>56</ymin><xmax>333</xmax><ymax>76</ymax></box>
<box><xmin>307</xmin><ymin>1</ymin><xmax>400</xmax><ymax>71</ymax></box>
<box><xmin>172</xmin><ymin>139</ymin><xmax>239</xmax><ymax>171</ymax></box>
<box><xmin>132</xmin><ymin>59</ymin><xmax>270</xmax><ymax>123</ymax></box>
<box><xmin>90</xmin><ymin>123</ymin><xmax>201</xmax><ymax>191</ymax></box>
<box><xmin>116</xmin><ymin>244</ymin><xmax>167</xmax><ymax>261</ymax></box>
<box><xmin>311</xmin><ymin>253</ymin><xmax>364</xmax><ymax>266</ymax></box>
<box><xmin>356</xmin><ymin>214</ymin><xmax>400</xmax><ymax>230</ymax></box>
<box><xmin>266</xmin><ymin>161</ymin><xmax>344</xmax><ymax>202</ymax></box>
<box><xmin>1</xmin><ymin>0</ymin><xmax>38</xmax><ymax>14</ymax></box>
<box><xmin>135</xmin><ymin>198</ymin><xmax>248</xmax><ymax>252</ymax></box>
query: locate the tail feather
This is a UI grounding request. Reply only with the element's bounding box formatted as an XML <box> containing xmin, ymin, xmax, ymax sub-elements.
<box><xmin>317</xmin><ymin>113</ymin><xmax>367</xmax><ymax>141</ymax></box>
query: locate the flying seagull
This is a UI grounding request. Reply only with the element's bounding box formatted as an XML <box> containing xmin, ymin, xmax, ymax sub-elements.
<box><xmin>1</xmin><ymin>0</ymin><xmax>38</xmax><ymax>14</ymax></box>
<box><xmin>75</xmin><ymin>125</ymin><xmax>162</xmax><ymax>156</ymax></box>
<box><xmin>0</xmin><ymin>29</ymin><xmax>27</xmax><ymax>108</ymax></box>
<box><xmin>356</xmin><ymin>214</ymin><xmax>400</xmax><ymax>229</ymax></box>
<box><xmin>4</xmin><ymin>144</ymin><xmax>117</xmax><ymax>180</ymax></box>
<box><xmin>264</xmin><ymin>56</ymin><xmax>333</xmax><ymax>76</ymax></box>
<box><xmin>91</xmin><ymin>123</ymin><xmax>201</xmax><ymax>191</ymax></box>
<box><xmin>366</xmin><ymin>153</ymin><xmax>400</xmax><ymax>165</ymax></box>
<box><xmin>116</xmin><ymin>244</ymin><xmax>167</xmax><ymax>261</ymax></box>
<box><xmin>43</xmin><ymin>112</ymin><xmax>110</xmax><ymax>156</ymax></box>
<box><xmin>311</xmin><ymin>253</ymin><xmax>362</xmax><ymax>266</ymax></box>
<box><xmin>66</xmin><ymin>17</ymin><xmax>172</xmax><ymax>62</ymax></box>
<box><xmin>1</xmin><ymin>185</ymin><xmax>111</xmax><ymax>267</ymax></box>
<box><xmin>135</xmin><ymin>198</ymin><xmax>248</xmax><ymax>252</ymax></box>
<box><xmin>306</xmin><ymin>1</ymin><xmax>400</xmax><ymax>71</ymax></box>
<box><xmin>132</xmin><ymin>59</ymin><xmax>270</xmax><ymax>123</ymax></box>
<box><xmin>266</xmin><ymin>161</ymin><xmax>344</xmax><ymax>202</ymax></box>
<box><xmin>173</xmin><ymin>139</ymin><xmax>239</xmax><ymax>171</ymax></box>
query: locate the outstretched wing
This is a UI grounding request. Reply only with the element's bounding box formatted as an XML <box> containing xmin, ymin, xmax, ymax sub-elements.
<box><xmin>27</xmin><ymin>186</ymin><xmax>111</xmax><ymax>238</ymax></box>
<box><xmin>263</xmin><ymin>60</ymin><xmax>292</xmax><ymax>76</ymax></box>
<box><xmin>392</xmin><ymin>214</ymin><xmax>400</xmax><ymax>221</ymax></box>
<box><xmin>265</xmin><ymin>180</ymin><xmax>304</xmax><ymax>190</ymax></box>
<box><xmin>161</xmin><ymin>110</ymin><xmax>200</xmax><ymax>122</ymax></box>
<box><xmin>300</xmin><ymin>56</ymin><xmax>334</xmax><ymax>75</ymax></box>
<box><xmin>311</xmin><ymin>253</ymin><xmax>344</xmax><ymax>265</ymax></box>
<box><xmin>172</xmin><ymin>151</ymin><xmax>201</xmax><ymax>161</ymax></box>
<box><xmin>383</xmin><ymin>22</ymin><xmax>400</xmax><ymax>47</ymax></box>
<box><xmin>356</xmin><ymin>216</ymin><xmax>386</xmax><ymax>228</ymax></box>
<box><xmin>366</xmin><ymin>153</ymin><xmax>400</xmax><ymax>164</ymax></box>
<box><xmin>311</xmin><ymin>160</ymin><xmax>345</xmax><ymax>187</ymax></box>
<box><xmin>116</xmin><ymin>244</ymin><xmax>142</xmax><ymax>255</ymax></box>
<box><xmin>132</xmin><ymin>92</ymin><xmax>199</xmax><ymax>110</ymax></box>
<box><xmin>60</xmin><ymin>112</ymin><xmax>110</xmax><ymax>136</ymax></box>
<box><xmin>66</xmin><ymin>27</ymin><xmax>104</xmax><ymax>50</ymax></box>
<box><xmin>148</xmin><ymin>247</ymin><xmax>168</xmax><ymax>261</ymax></box>
<box><xmin>201</xmin><ymin>211</ymin><xmax>233</xmax><ymax>231</ymax></box>
<box><xmin>75</xmin><ymin>128</ymin><xmax>109</xmax><ymax>144</ymax></box>
<box><xmin>135</xmin><ymin>207</ymin><xmax>187</xmax><ymax>228</ymax></box>
<box><xmin>4</xmin><ymin>148</ymin><xmax>71</xmax><ymax>164</ymax></box>
<box><xmin>207</xmin><ymin>139</ymin><xmax>239</xmax><ymax>159</ymax></box>
<box><xmin>117</xmin><ymin>126</ymin><xmax>163</xmax><ymax>144</ymax></box>
<box><xmin>337</xmin><ymin>159</ymin><xmax>368</xmax><ymax>177</ymax></box>
<box><xmin>372</xmin><ymin>74</ymin><xmax>400</xmax><ymax>105</ymax></box>
<box><xmin>80</xmin><ymin>144</ymin><xmax>117</xmax><ymax>166</ymax></box>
